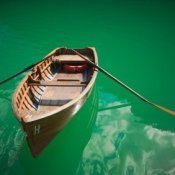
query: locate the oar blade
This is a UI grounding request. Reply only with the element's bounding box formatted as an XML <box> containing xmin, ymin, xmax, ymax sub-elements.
<box><xmin>150</xmin><ymin>103</ymin><xmax>175</xmax><ymax>116</ymax></box>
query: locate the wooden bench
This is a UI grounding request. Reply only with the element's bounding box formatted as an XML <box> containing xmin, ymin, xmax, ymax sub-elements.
<box><xmin>52</xmin><ymin>55</ymin><xmax>87</xmax><ymax>64</ymax></box>
<box><xmin>28</xmin><ymin>77</ymin><xmax>87</xmax><ymax>87</ymax></box>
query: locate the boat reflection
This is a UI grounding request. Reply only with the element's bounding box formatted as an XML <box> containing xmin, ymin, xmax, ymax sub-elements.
<box><xmin>77</xmin><ymin>89</ymin><xmax>175</xmax><ymax>175</ymax></box>
<box><xmin>17</xmin><ymin>85</ymin><xmax>99</xmax><ymax>175</ymax></box>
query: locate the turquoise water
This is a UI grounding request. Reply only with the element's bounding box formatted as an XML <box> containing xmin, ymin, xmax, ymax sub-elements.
<box><xmin>1</xmin><ymin>0</ymin><xmax>175</xmax><ymax>174</ymax></box>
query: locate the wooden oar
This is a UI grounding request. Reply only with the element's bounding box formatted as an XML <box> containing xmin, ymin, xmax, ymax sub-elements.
<box><xmin>72</xmin><ymin>49</ymin><xmax>175</xmax><ymax>116</ymax></box>
<box><xmin>0</xmin><ymin>51</ymin><xmax>56</xmax><ymax>86</ymax></box>
<box><xmin>0</xmin><ymin>63</ymin><xmax>38</xmax><ymax>86</ymax></box>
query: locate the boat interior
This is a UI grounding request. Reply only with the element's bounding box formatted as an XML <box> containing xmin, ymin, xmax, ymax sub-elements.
<box><xmin>14</xmin><ymin>48</ymin><xmax>95</xmax><ymax>117</ymax></box>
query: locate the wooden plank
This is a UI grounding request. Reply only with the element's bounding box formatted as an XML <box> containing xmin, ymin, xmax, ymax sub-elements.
<box><xmin>37</xmin><ymin>72</ymin><xmax>84</xmax><ymax>110</ymax></box>
<box><xmin>28</xmin><ymin>81</ymin><xmax>86</xmax><ymax>87</ymax></box>
<box><xmin>53</xmin><ymin>55</ymin><xmax>86</xmax><ymax>63</ymax></box>
<box><xmin>28</xmin><ymin>74</ymin><xmax>87</xmax><ymax>87</ymax></box>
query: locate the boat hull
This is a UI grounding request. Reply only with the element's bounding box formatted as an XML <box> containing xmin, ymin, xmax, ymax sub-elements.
<box><xmin>12</xmin><ymin>47</ymin><xmax>98</xmax><ymax>157</ymax></box>
<box><xmin>22</xmin><ymin>85</ymin><xmax>93</xmax><ymax>157</ymax></box>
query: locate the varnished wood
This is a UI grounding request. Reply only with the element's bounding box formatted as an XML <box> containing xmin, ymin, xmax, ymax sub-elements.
<box><xmin>28</xmin><ymin>80</ymin><xmax>87</xmax><ymax>86</ymax></box>
<box><xmin>53</xmin><ymin>55</ymin><xmax>86</xmax><ymax>63</ymax></box>
<box><xmin>12</xmin><ymin>47</ymin><xmax>98</xmax><ymax>157</ymax></box>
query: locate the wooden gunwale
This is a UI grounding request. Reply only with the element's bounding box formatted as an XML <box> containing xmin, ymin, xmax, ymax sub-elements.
<box><xmin>25</xmin><ymin>47</ymin><xmax>98</xmax><ymax>122</ymax></box>
<box><xmin>12</xmin><ymin>48</ymin><xmax>58</xmax><ymax>118</ymax></box>
<box><xmin>12</xmin><ymin>47</ymin><xmax>98</xmax><ymax>123</ymax></box>
<box><xmin>12</xmin><ymin>47</ymin><xmax>98</xmax><ymax>157</ymax></box>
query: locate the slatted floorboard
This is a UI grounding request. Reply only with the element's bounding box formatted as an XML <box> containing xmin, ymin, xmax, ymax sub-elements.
<box><xmin>37</xmin><ymin>72</ymin><xmax>84</xmax><ymax>113</ymax></box>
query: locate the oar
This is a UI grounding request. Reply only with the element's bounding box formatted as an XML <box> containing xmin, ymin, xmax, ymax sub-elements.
<box><xmin>0</xmin><ymin>63</ymin><xmax>39</xmax><ymax>86</ymax></box>
<box><xmin>72</xmin><ymin>49</ymin><xmax>175</xmax><ymax>116</ymax></box>
<box><xmin>0</xmin><ymin>51</ymin><xmax>56</xmax><ymax>86</ymax></box>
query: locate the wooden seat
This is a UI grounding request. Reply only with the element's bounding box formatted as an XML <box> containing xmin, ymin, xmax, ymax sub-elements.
<box><xmin>53</xmin><ymin>55</ymin><xmax>86</xmax><ymax>63</ymax></box>
<box><xmin>28</xmin><ymin>80</ymin><xmax>86</xmax><ymax>87</ymax></box>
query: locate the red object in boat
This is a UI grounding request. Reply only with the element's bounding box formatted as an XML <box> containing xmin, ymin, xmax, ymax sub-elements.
<box><xmin>64</xmin><ymin>64</ymin><xmax>88</xmax><ymax>72</ymax></box>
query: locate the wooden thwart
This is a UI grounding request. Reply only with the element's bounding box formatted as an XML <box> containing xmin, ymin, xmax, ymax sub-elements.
<box><xmin>28</xmin><ymin>78</ymin><xmax>86</xmax><ymax>87</ymax></box>
<box><xmin>53</xmin><ymin>55</ymin><xmax>86</xmax><ymax>63</ymax></box>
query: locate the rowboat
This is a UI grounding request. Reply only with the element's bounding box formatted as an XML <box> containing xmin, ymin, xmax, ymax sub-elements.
<box><xmin>12</xmin><ymin>47</ymin><xmax>98</xmax><ymax>157</ymax></box>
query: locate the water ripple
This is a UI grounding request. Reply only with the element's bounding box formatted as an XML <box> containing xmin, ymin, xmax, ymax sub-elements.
<box><xmin>76</xmin><ymin>90</ymin><xmax>175</xmax><ymax>175</ymax></box>
<box><xmin>0</xmin><ymin>89</ymin><xmax>25</xmax><ymax>175</ymax></box>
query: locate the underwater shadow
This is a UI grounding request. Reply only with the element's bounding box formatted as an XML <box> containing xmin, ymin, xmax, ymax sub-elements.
<box><xmin>18</xmin><ymin>85</ymin><xmax>99</xmax><ymax>175</ymax></box>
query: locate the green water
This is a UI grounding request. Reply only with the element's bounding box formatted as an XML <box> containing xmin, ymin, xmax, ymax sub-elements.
<box><xmin>1</xmin><ymin>0</ymin><xmax>175</xmax><ymax>174</ymax></box>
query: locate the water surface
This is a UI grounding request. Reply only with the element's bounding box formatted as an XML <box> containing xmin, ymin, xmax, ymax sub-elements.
<box><xmin>1</xmin><ymin>1</ymin><xmax>175</xmax><ymax>175</ymax></box>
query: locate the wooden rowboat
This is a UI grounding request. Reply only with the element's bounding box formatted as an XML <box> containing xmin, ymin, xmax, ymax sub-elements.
<box><xmin>12</xmin><ymin>47</ymin><xmax>98</xmax><ymax>157</ymax></box>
